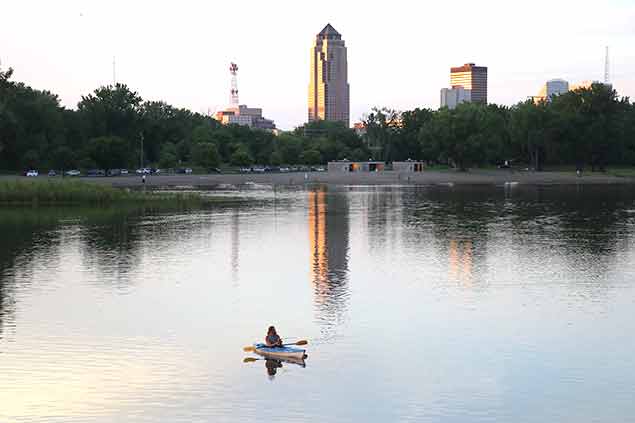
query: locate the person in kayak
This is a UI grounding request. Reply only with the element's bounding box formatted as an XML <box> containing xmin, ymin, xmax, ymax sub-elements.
<box><xmin>265</xmin><ymin>326</ymin><xmax>283</xmax><ymax>347</ymax></box>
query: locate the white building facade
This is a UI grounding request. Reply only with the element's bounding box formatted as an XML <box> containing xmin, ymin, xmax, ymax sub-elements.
<box><xmin>440</xmin><ymin>87</ymin><xmax>471</xmax><ymax>109</ymax></box>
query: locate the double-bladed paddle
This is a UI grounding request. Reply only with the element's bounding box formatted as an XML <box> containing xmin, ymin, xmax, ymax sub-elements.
<box><xmin>242</xmin><ymin>340</ymin><xmax>308</xmax><ymax>352</ymax></box>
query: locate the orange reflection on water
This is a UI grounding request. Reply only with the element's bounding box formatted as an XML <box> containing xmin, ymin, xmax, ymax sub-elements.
<box><xmin>308</xmin><ymin>190</ymin><xmax>329</xmax><ymax>302</ymax></box>
<box><xmin>448</xmin><ymin>239</ymin><xmax>473</xmax><ymax>286</ymax></box>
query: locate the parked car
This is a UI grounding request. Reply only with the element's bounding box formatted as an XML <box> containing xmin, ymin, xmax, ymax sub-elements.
<box><xmin>209</xmin><ymin>168</ymin><xmax>221</xmax><ymax>174</ymax></box>
<box><xmin>26</xmin><ymin>170</ymin><xmax>39</xmax><ymax>177</ymax></box>
<box><xmin>185</xmin><ymin>168</ymin><xmax>193</xmax><ymax>174</ymax></box>
<box><xmin>316</xmin><ymin>167</ymin><xmax>326</xmax><ymax>172</ymax></box>
<box><xmin>107</xmin><ymin>169</ymin><xmax>121</xmax><ymax>177</ymax></box>
<box><xmin>280</xmin><ymin>167</ymin><xmax>290</xmax><ymax>172</ymax></box>
<box><xmin>87</xmin><ymin>169</ymin><xmax>106</xmax><ymax>177</ymax></box>
<box><xmin>136</xmin><ymin>168</ymin><xmax>152</xmax><ymax>174</ymax></box>
<box><xmin>48</xmin><ymin>170</ymin><xmax>57</xmax><ymax>177</ymax></box>
<box><xmin>239</xmin><ymin>168</ymin><xmax>251</xmax><ymax>173</ymax></box>
<box><xmin>65</xmin><ymin>169</ymin><xmax>81</xmax><ymax>177</ymax></box>
<box><xmin>120</xmin><ymin>169</ymin><xmax>129</xmax><ymax>175</ymax></box>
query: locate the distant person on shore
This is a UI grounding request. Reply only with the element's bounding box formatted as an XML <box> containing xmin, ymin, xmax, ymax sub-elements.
<box><xmin>576</xmin><ymin>162</ymin><xmax>583</xmax><ymax>177</ymax></box>
<box><xmin>265</xmin><ymin>326</ymin><xmax>283</xmax><ymax>347</ymax></box>
<box><xmin>142</xmin><ymin>174</ymin><xmax>146</xmax><ymax>184</ymax></box>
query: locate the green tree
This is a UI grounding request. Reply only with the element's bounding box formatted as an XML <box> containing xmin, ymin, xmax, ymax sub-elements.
<box><xmin>78</xmin><ymin>84</ymin><xmax>142</xmax><ymax>142</ymax></box>
<box><xmin>301</xmin><ymin>149</ymin><xmax>322</xmax><ymax>165</ymax></box>
<box><xmin>87</xmin><ymin>136</ymin><xmax>129</xmax><ymax>170</ymax></box>
<box><xmin>193</xmin><ymin>142</ymin><xmax>220</xmax><ymax>169</ymax></box>
<box><xmin>230</xmin><ymin>147</ymin><xmax>253</xmax><ymax>167</ymax></box>
<box><xmin>158</xmin><ymin>142</ymin><xmax>178</xmax><ymax>168</ymax></box>
<box><xmin>269</xmin><ymin>150</ymin><xmax>283</xmax><ymax>166</ymax></box>
<box><xmin>51</xmin><ymin>145</ymin><xmax>76</xmax><ymax>171</ymax></box>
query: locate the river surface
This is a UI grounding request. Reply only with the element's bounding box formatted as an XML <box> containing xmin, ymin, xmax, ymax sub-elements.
<box><xmin>1</xmin><ymin>184</ymin><xmax>635</xmax><ymax>422</ymax></box>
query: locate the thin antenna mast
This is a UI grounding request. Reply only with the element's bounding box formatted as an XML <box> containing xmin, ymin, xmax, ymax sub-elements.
<box><xmin>112</xmin><ymin>56</ymin><xmax>117</xmax><ymax>85</ymax></box>
<box><xmin>229</xmin><ymin>62</ymin><xmax>239</xmax><ymax>106</ymax></box>
<box><xmin>604</xmin><ymin>46</ymin><xmax>610</xmax><ymax>85</ymax></box>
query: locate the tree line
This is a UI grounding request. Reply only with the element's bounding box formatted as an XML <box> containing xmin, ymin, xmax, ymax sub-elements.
<box><xmin>2</xmin><ymin>63</ymin><xmax>634</xmax><ymax>173</ymax></box>
<box><xmin>364</xmin><ymin>83</ymin><xmax>635</xmax><ymax>171</ymax></box>
<box><xmin>0</xmin><ymin>65</ymin><xmax>368</xmax><ymax>172</ymax></box>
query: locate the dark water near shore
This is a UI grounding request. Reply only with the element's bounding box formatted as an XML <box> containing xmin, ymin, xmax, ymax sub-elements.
<box><xmin>1</xmin><ymin>184</ymin><xmax>635</xmax><ymax>422</ymax></box>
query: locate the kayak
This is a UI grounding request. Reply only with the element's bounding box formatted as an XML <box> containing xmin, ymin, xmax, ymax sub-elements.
<box><xmin>254</xmin><ymin>343</ymin><xmax>307</xmax><ymax>360</ymax></box>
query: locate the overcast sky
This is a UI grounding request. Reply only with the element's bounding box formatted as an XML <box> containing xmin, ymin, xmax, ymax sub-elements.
<box><xmin>2</xmin><ymin>0</ymin><xmax>634</xmax><ymax>129</ymax></box>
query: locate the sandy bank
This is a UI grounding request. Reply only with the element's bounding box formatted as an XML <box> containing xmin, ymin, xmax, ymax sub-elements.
<box><xmin>5</xmin><ymin>169</ymin><xmax>635</xmax><ymax>188</ymax></box>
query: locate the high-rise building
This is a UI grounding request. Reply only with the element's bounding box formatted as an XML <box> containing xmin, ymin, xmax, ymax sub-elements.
<box><xmin>450</xmin><ymin>63</ymin><xmax>488</xmax><ymax>104</ymax></box>
<box><xmin>440</xmin><ymin>86</ymin><xmax>471</xmax><ymax>109</ymax></box>
<box><xmin>308</xmin><ymin>24</ymin><xmax>350</xmax><ymax>126</ymax></box>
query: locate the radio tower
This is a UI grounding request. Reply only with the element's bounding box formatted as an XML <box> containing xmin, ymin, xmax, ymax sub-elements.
<box><xmin>604</xmin><ymin>46</ymin><xmax>610</xmax><ymax>85</ymax></box>
<box><xmin>229</xmin><ymin>62</ymin><xmax>239</xmax><ymax>106</ymax></box>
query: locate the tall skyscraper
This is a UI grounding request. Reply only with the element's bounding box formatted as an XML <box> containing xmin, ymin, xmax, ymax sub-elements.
<box><xmin>308</xmin><ymin>24</ymin><xmax>350</xmax><ymax>126</ymax></box>
<box><xmin>450</xmin><ymin>63</ymin><xmax>488</xmax><ymax>104</ymax></box>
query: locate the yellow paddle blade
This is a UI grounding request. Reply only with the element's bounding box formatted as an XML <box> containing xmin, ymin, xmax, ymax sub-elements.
<box><xmin>243</xmin><ymin>346</ymin><xmax>256</xmax><ymax>352</ymax></box>
<box><xmin>243</xmin><ymin>357</ymin><xmax>259</xmax><ymax>363</ymax></box>
<box><xmin>295</xmin><ymin>340</ymin><xmax>308</xmax><ymax>346</ymax></box>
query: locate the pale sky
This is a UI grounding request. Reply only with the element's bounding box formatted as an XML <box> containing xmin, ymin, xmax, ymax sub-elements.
<box><xmin>2</xmin><ymin>0</ymin><xmax>634</xmax><ymax>130</ymax></box>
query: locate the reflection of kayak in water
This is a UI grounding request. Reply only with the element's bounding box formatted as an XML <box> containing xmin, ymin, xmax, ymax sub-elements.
<box><xmin>253</xmin><ymin>343</ymin><xmax>307</xmax><ymax>361</ymax></box>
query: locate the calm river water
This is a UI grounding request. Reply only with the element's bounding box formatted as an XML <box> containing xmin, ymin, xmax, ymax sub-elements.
<box><xmin>1</xmin><ymin>184</ymin><xmax>635</xmax><ymax>422</ymax></box>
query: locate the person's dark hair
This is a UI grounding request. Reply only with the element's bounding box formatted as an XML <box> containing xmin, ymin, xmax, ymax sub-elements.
<box><xmin>268</xmin><ymin>326</ymin><xmax>276</xmax><ymax>334</ymax></box>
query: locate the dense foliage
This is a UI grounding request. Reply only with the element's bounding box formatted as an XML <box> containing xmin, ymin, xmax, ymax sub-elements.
<box><xmin>364</xmin><ymin>84</ymin><xmax>635</xmax><ymax>170</ymax></box>
<box><xmin>2</xmin><ymin>63</ymin><xmax>634</xmax><ymax>173</ymax></box>
<box><xmin>0</xmin><ymin>65</ymin><xmax>367</xmax><ymax>172</ymax></box>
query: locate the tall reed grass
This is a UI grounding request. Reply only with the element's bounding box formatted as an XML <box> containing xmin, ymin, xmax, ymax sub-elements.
<box><xmin>0</xmin><ymin>179</ymin><xmax>205</xmax><ymax>206</ymax></box>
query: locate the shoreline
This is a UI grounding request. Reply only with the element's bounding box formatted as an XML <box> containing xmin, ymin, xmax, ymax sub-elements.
<box><xmin>3</xmin><ymin>169</ymin><xmax>635</xmax><ymax>188</ymax></box>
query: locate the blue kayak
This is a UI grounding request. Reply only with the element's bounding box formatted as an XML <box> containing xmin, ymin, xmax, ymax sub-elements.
<box><xmin>254</xmin><ymin>343</ymin><xmax>306</xmax><ymax>360</ymax></box>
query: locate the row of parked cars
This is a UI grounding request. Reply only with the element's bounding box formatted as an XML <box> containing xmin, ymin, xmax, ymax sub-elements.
<box><xmin>25</xmin><ymin>169</ymin><xmax>129</xmax><ymax>177</ymax></box>
<box><xmin>25</xmin><ymin>169</ymin><xmax>82</xmax><ymax>177</ymax></box>
<box><xmin>25</xmin><ymin>168</ymin><xmax>196</xmax><ymax>177</ymax></box>
<box><xmin>239</xmin><ymin>166</ymin><xmax>325</xmax><ymax>173</ymax></box>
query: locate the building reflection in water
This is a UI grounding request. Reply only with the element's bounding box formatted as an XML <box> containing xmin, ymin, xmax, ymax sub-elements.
<box><xmin>231</xmin><ymin>209</ymin><xmax>240</xmax><ymax>284</ymax></box>
<box><xmin>308</xmin><ymin>188</ymin><xmax>350</xmax><ymax>332</ymax></box>
<box><xmin>448</xmin><ymin>239</ymin><xmax>473</xmax><ymax>286</ymax></box>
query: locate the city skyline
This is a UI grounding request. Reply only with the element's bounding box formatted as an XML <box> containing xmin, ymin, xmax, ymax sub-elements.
<box><xmin>2</xmin><ymin>0</ymin><xmax>634</xmax><ymax>130</ymax></box>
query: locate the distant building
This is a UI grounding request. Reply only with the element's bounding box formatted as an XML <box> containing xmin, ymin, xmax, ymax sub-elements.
<box><xmin>215</xmin><ymin>105</ymin><xmax>276</xmax><ymax>132</ymax></box>
<box><xmin>534</xmin><ymin>79</ymin><xmax>569</xmax><ymax>103</ymax></box>
<box><xmin>328</xmin><ymin>160</ymin><xmax>385</xmax><ymax>172</ymax></box>
<box><xmin>353</xmin><ymin>122</ymin><xmax>366</xmax><ymax>137</ymax></box>
<box><xmin>440</xmin><ymin>86</ymin><xmax>471</xmax><ymax>109</ymax></box>
<box><xmin>450</xmin><ymin>63</ymin><xmax>488</xmax><ymax>104</ymax></box>
<box><xmin>308</xmin><ymin>24</ymin><xmax>350</xmax><ymax>126</ymax></box>
<box><xmin>393</xmin><ymin>160</ymin><xmax>425</xmax><ymax>172</ymax></box>
<box><xmin>569</xmin><ymin>80</ymin><xmax>598</xmax><ymax>91</ymax></box>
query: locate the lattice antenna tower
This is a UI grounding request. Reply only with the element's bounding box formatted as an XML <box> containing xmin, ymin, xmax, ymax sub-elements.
<box><xmin>604</xmin><ymin>46</ymin><xmax>610</xmax><ymax>85</ymax></box>
<box><xmin>229</xmin><ymin>62</ymin><xmax>239</xmax><ymax>106</ymax></box>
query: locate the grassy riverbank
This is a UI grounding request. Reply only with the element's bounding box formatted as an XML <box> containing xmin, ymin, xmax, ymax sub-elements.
<box><xmin>0</xmin><ymin>179</ymin><xmax>212</xmax><ymax>206</ymax></box>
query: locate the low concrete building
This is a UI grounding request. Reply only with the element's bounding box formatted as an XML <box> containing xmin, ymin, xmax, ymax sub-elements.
<box><xmin>533</xmin><ymin>79</ymin><xmax>569</xmax><ymax>103</ymax></box>
<box><xmin>328</xmin><ymin>160</ymin><xmax>386</xmax><ymax>172</ymax></box>
<box><xmin>214</xmin><ymin>104</ymin><xmax>276</xmax><ymax>131</ymax></box>
<box><xmin>440</xmin><ymin>86</ymin><xmax>471</xmax><ymax>109</ymax></box>
<box><xmin>393</xmin><ymin>160</ymin><xmax>425</xmax><ymax>172</ymax></box>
